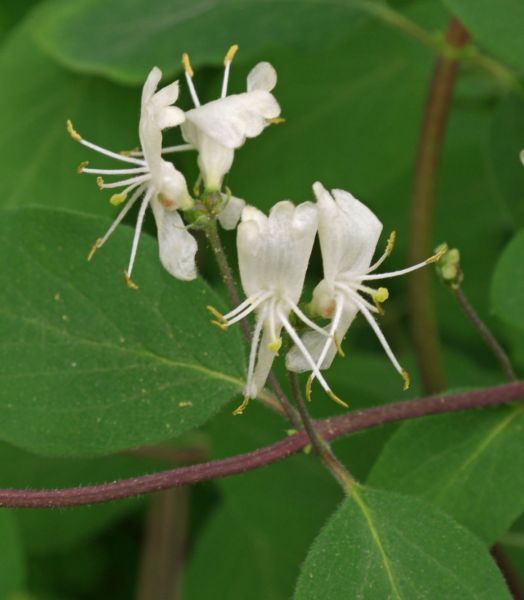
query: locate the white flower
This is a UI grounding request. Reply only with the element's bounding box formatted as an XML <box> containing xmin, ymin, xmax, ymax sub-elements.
<box><xmin>286</xmin><ymin>182</ymin><xmax>446</xmax><ymax>389</ymax></box>
<box><xmin>68</xmin><ymin>66</ymin><xmax>196</xmax><ymax>287</ymax></box>
<box><xmin>209</xmin><ymin>200</ymin><xmax>344</xmax><ymax>415</ymax></box>
<box><xmin>179</xmin><ymin>46</ymin><xmax>281</xmax><ymax>192</ymax></box>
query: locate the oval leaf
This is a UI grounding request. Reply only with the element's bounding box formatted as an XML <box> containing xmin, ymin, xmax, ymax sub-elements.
<box><xmin>31</xmin><ymin>0</ymin><xmax>367</xmax><ymax>84</ymax></box>
<box><xmin>368</xmin><ymin>407</ymin><xmax>524</xmax><ymax>544</ymax></box>
<box><xmin>295</xmin><ymin>486</ymin><xmax>511</xmax><ymax>599</ymax></box>
<box><xmin>0</xmin><ymin>207</ymin><xmax>245</xmax><ymax>456</ymax></box>
<box><xmin>491</xmin><ymin>229</ymin><xmax>524</xmax><ymax>332</ymax></box>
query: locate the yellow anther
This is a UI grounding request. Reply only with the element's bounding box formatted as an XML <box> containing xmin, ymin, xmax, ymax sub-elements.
<box><xmin>267</xmin><ymin>117</ymin><xmax>286</xmax><ymax>125</ymax></box>
<box><xmin>66</xmin><ymin>119</ymin><xmax>81</xmax><ymax>142</ymax></box>
<box><xmin>303</xmin><ymin>444</ymin><xmax>312</xmax><ymax>455</ymax></box>
<box><xmin>426</xmin><ymin>242</ymin><xmax>449</xmax><ymax>264</ymax></box>
<box><xmin>96</xmin><ymin>176</ymin><xmax>104</xmax><ymax>190</ymax></box>
<box><xmin>193</xmin><ymin>180</ymin><xmax>201</xmax><ymax>198</ymax></box>
<box><xmin>211</xmin><ymin>320</ymin><xmax>228</xmax><ymax>331</ymax></box>
<box><xmin>305</xmin><ymin>376</ymin><xmax>313</xmax><ymax>402</ymax></box>
<box><xmin>123</xmin><ymin>271</ymin><xmax>139</xmax><ymax>290</ymax></box>
<box><xmin>373</xmin><ymin>287</ymin><xmax>389</xmax><ymax>304</ymax></box>
<box><xmin>267</xmin><ymin>337</ymin><xmax>282</xmax><ymax>354</ymax></box>
<box><xmin>87</xmin><ymin>238</ymin><xmax>102</xmax><ymax>262</ymax></box>
<box><xmin>110</xmin><ymin>193</ymin><xmax>128</xmax><ymax>206</ymax></box>
<box><xmin>334</xmin><ymin>334</ymin><xmax>345</xmax><ymax>358</ymax></box>
<box><xmin>182</xmin><ymin>52</ymin><xmax>194</xmax><ymax>77</ymax></box>
<box><xmin>207</xmin><ymin>305</ymin><xmax>225</xmax><ymax>321</ymax></box>
<box><xmin>224</xmin><ymin>44</ymin><xmax>239</xmax><ymax>64</ymax></box>
<box><xmin>328</xmin><ymin>390</ymin><xmax>348</xmax><ymax>408</ymax></box>
<box><xmin>401</xmin><ymin>369</ymin><xmax>410</xmax><ymax>391</ymax></box>
<box><xmin>233</xmin><ymin>395</ymin><xmax>250</xmax><ymax>416</ymax></box>
<box><xmin>386</xmin><ymin>230</ymin><xmax>396</xmax><ymax>256</ymax></box>
<box><xmin>76</xmin><ymin>161</ymin><xmax>89</xmax><ymax>174</ymax></box>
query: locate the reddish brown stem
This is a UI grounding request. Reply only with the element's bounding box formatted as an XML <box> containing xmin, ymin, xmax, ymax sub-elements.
<box><xmin>408</xmin><ymin>18</ymin><xmax>470</xmax><ymax>393</ymax></box>
<box><xmin>0</xmin><ymin>381</ymin><xmax>521</xmax><ymax>508</ymax></box>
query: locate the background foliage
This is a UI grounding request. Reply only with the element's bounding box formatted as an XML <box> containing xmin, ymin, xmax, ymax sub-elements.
<box><xmin>0</xmin><ymin>0</ymin><xmax>523</xmax><ymax>597</ymax></box>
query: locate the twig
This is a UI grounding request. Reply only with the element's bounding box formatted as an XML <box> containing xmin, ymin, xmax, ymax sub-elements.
<box><xmin>454</xmin><ymin>287</ymin><xmax>517</xmax><ymax>382</ymax></box>
<box><xmin>0</xmin><ymin>381</ymin><xmax>522</xmax><ymax>508</ymax></box>
<box><xmin>408</xmin><ymin>18</ymin><xmax>470</xmax><ymax>393</ymax></box>
<box><xmin>289</xmin><ymin>372</ymin><xmax>354</xmax><ymax>493</ymax></box>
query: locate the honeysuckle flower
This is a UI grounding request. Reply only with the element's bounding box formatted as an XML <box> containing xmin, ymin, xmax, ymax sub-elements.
<box><xmin>68</xmin><ymin>66</ymin><xmax>196</xmax><ymax>288</ymax></box>
<box><xmin>286</xmin><ymin>182</ymin><xmax>447</xmax><ymax>390</ymax></box>
<box><xmin>180</xmin><ymin>46</ymin><xmax>281</xmax><ymax>192</ymax></box>
<box><xmin>209</xmin><ymin>200</ymin><xmax>344</xmax><ymax>415</ymax></box>
<box><xmin>216</xmin><ymin>192</ymin><xmax>246</xmax><ymax>230</ymax></box>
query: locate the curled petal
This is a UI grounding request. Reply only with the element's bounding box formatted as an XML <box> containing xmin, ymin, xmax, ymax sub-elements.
<box><xmin>141</xmin><ymin>66</ymin><xmax>163</xmax><ymax>105</ymax></box>
<box><xmin>151</xmin><ymin>200</ymin><xmax>197</xmax><ymax>281</ymax></box>
<box><xmin>217</xmin><ymin>193</ymin><xmax>245</xmax><ymax>230</ymax></box>
<box><xmin>313</xmin><ymin>182</ymin><xmax>382</xmax><ymax>281</ymax></box>
<box><xmin>247</xmin><ymin>62</ymin><xmax>277</xmax><ymax>92</ymax></box>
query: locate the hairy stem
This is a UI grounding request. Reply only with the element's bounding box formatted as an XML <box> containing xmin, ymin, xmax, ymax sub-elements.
<box><xmin>205</xmin><ymin>220</ymin><xmax>301</xmax><ymax>428</ymax></box>
<box><xmin>408</xmin><ymin>18</ymin><xmax>470</xmax><ymax>393</ymax></box>
<box><xmin>290</xmin><ymin>373</ymin><xmax>354</xmax><ymax>493</ymax></box>
<box><xmin>454</xmin><ymin>287</ymin><xmax>517</xmax><ymax>382</ymax></box>
<box><xmin>1</xmin><ymin>381</ymin><xmax>522</xmax><ymax>508</ymax></box>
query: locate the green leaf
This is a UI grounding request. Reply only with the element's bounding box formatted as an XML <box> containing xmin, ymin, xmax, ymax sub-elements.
<box><xmin>487</xmin><ymin>94</ymin><xmax>524</xmax><ymax>229</ymax></box>
<box><xmin>441</xmin><ymin>0</ymin><xmax>524</xmax><ymax>70</ymax></box>
<box><xmin>295</xmin><ymin>485</ymin><xmax>511</xmax><ymax>599</ymax></box>
<box><xmin>492</xmin><ymin>229</ymin><xmax>524</xmax><ymax>333</ymax></box>
<box><xmin>0</xmin><ymin>24</ymin><xmax>141</xmax><ymax>215</ymax></box>
<box><xmin>184</xmin><ymin>403</ymin><xmax>342</xmax><ymax>600</ymax></box>
<box><xmin>0</xmin><ymin>512</ymin><xmax>25</xmax><ymax>597</ymax></box>
<box><xmin>368</xmin><ymin>406</ymin><xmax>524</xmax><ymax>544</ymax></box>
<box><xmin>0</xmin><ymin>207</ymin><xmax>245</xmax><ymax>457</ymax></box>
<box><xmin>31</xmin><ymin>0</ymin><xmax>368</xmax><ymax>84</ymax></box>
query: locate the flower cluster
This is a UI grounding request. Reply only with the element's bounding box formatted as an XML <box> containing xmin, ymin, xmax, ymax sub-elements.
<box><xmin>68</xmin><ymin>46</ymin><xmax>443</xmax><ymax>412</ymax></box>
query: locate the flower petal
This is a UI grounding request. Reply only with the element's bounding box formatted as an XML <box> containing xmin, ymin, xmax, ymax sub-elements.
<box><xmin>217</xmin><ymin>193</ymin><xmax>245</xmax><ymax>230</ymax></box>
<box><xmin>150</xmin><ymin>200</ymin><xmax>197</xmax><ymax>281</ymax></box>
<box><xmin>141</xmin><ymin>66</ymin><xmax>162</xmax><ymax>105</ymax></box>
<box><xmin>250</xmin><ymin>327</ymin><xmax>281</xmax><ymax>398</ymax></box>
<box><xmin>183</xmin><ymin>91</ymin><xmax>281</xmax><ymax>150</ymax></box>
<box><xmin>313</xmin><ymin>182</ymin><xmax>383</xmax><ymax>281</ymax></box>
<box><xmin>152</xmin><ymin>79</ymin><xmax>181</xmax><ymax>108</ymax></box>
<box><xmin>247</xmin><ymin>62</ymin><xmax>277</xmax><ymax>92</ymax></box>
<box><xmin>155</xmin><ymin>106</ymin><xmax>185</xmax><ymax>130</ymax></box>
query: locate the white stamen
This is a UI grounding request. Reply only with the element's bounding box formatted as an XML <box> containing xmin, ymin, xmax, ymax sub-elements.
<box><xmin>278</xmin><ymin>309</ymin><xmax>333</xmax><ymax>394</ymax></box>
<box><xmin>362</xmin><ymin>259</ymin><xmax>430</xmax><ymax>281</ymax></box>
<box><xmin>311</xmin><ymin>294</ymin><xmax>344</xmax><ymax>381</ymax></box>
<box><xmin>350</xmin><ymin>294</ymin><xmax>404</xmax><ymax>375</ymax></box>
<box><xmin>224</xmin><ymin>292</ymin><xmax>271</xmax><ymax>326</ymax></box>
<box><xmin>184</xmin><ymin>71</ymin><xmax>201</xmax><ymax>108</ymax></box>
<box><xmin>126</xmin><ymin>188</ymin><xmax>154</xmax><ymax>278</ymax></box>
<box><xmin>222</xmin><ymin>291</ymin><xmax>270</xmax><ymax>321</ymax></box>
<box><xmin>160</xmin><ymin>144</ymin><xmax>195</xmax><ymax>154</ymax></box>
<box><xmin>335</xmin><ymin>282</ymin><xmax>379</xmax><ymax>314</ymax></box>
<box><xmin>99</xmin><ymin>174</ymin><xmax>150</xmax><ymax>190</ymax></box>
<box><xmin>245</xmin><ymin>308</ymin><xmax>266</xmax><ymax>396</ymax></box>
<box><xmin>79</xmin><ymin>138</ymin><xmax>147</xmax><ymax>166</ymax></box>
<box><xmin>82</xmin><ymin>167</ymin><xmax>148</xmax><ymax>176</ymax></box>
<box><xmin>285</xmin><ymin>298</ymin><xmax>331</xmax><ymax>337</ymax></box>
<box><xmin>221</xmin><ymin>60</ymin><xmax>232</xmax><ymax>99</ymax></box>
<box><xmin>98</xmin><ymin>185</ymin><xmax>147</xmax><ymax>248</ymax></box>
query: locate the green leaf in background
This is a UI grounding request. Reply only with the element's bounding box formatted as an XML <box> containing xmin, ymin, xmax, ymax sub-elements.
<box><xmin>368</xmin><ymin>406</ymin><xmax>524</xmax><ymax>544</ymax></box>
<box><xmin>0</xmin><ymin>511</ymin><xmax>25</xmax><ymax>598</ymax></box>
<box><xmin>487</xmin><ymin>94</ymin><xmax>524</xmax><ymax>229</ymax></box>
<box><xmin>0</xmin><ymin>24</ymin><xmax>141</xmax><ymax>215</ymax></box>
<box><xmin>441</xmin><ymin>0</ymin><xmax>524</xmax><ymax>70</ymax></box>
<box><xmin>31</xmin><ymin>0</ymin><xmax>369</xmax><ymax>84</ymax></box>
<box><xmin>294</xmin><ymin>486</ymin><xmax>512</xmax><ymax>599</ymax></box>
<box><xmin>0</xmin><ymin>440</ymin><xmax>175</xmax><ymax>553</ymax></box>
<box><xmin>491</xmin><ymin>229</ymin><xmax>524</xmax><ymax>333</ymax></box>
<box><xmin>184</xmin><ymin>403</ymin><xmax>341</xmax><ymax>600</ymax></box>
<box><xmin>0</xmin><ymin>207</ymin><xmax>245</xmax><ymax>457</ymax></box>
